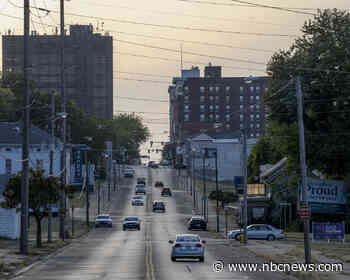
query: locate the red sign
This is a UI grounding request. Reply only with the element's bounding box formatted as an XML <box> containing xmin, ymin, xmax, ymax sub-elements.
<box><xmin>299</xmin><ymin>205</ymin><xmax>311</xmax><ymax>220</ymax></box>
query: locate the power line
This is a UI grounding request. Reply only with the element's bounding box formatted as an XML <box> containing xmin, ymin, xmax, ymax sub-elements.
<box><xmin>117</xmin><ymin>71</ymin><xmax>172</xmax><ymax>78</ymax></box>
<box><xmin>230</xmin><ymin>0</ymin><xmax>315</xmax><ymax>15</ymax></box>
<box><xmin>113</xmin><ymin>77</ymin><xmax>169</xmax><ymax>84</ymax></box>
<box><xmin>115</xmin><ymin>96</ymin><xmax>168</xmax><ymax>103</ymax></box>
<box><xmin>111</xmin><ymin>30</ymin><xmax>274</xmax><ymax>53</ymax></box>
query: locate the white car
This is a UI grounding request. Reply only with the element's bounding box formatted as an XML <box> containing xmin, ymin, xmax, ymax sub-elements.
<box><xmin>122</xmin><ymin>216</ymin><xmax>141</xmax><ymax>231</ymax></box>
<box><xmin>95</xmin><ymin>214</ymin><xmax>112</xmax><ymax>228</ymax></box>
<box><xmin>228</xmin><ymin>224</ymin><xmax>284</xmax><ymax>241</ymax></box>
<box><xmin>169</xmin><ymin>234</ymin><xmax>205</xmax><ymax>262</ymax></box>
<box><xmin>131</xmin><ymin>195</ymin><xmax>144</xmax><ymax>206</ymax></box>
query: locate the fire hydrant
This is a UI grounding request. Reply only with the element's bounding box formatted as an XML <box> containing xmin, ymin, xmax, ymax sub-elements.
<box><xmin>240</xmin><ymin>233</ymin><xmax>245</xmax><ymax>243</ymax></box>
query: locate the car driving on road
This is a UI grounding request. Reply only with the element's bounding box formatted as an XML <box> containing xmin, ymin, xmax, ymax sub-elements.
<box><xmin>188</xmin><ymin>216</ymin><xmax>207</xmax><ymax>231</ymax></box>
<box><xmin>135</xmin><ymin>184</ymin><xmax>146</xmax><ymax>195</ymax></box>
<box><xmin>152</xmin><ymin>200</ymin><xmax>166</xmax><ymax>212</ymax></box>
<box><xmin>131</xmin><ymin>195</ymin><xmax>144</xmax><ymax>206</ymax></box>
<box><xmin>227</xmin><ymin>224</ymin><xmax>284</xmax><ymax>241</ymax></box>
<box><xmin>122</xmin><ymin>216</ymin><xmax>141</xmax><ymax>231</ymax></box>
<box><xmin>154</xmin><ymin>181</ymin><xmax>164</xmax><ymax>187</ymax></box>
<box><xmin>123</xmin><ymin>168</ymin><xmax>134</xmax><ymax>178</ymax></box>
<box><xmin>169</xmin><ymin>234</ymin><xmax>205</xmax><ymax>262</ymax></box>
<box><xmin>95</xmin><ymin>214</ymin><xmax>112</xmax><ymax>228</ymax></box>
<box><xmin>137</xmin><ymin>177</ymin><xmax>146</xmax><ymax>185</ymax></box>
<box><xmin>161</xmin><ymin>187</ymin><xmax>172</xmax><ymax>197</ymax></box>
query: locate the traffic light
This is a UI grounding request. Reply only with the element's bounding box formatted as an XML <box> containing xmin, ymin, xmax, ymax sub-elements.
<box><xmin>148</xmin><ymin>149</ymin><xmax>150</xmax><ymax>153</ymax></box>
<box><xmin>161</xmin><ymin>141</ymin><xmax>164</xmax><ymax>145</ymax></box>
<box><xmin>150</xmin><ymin>141</ymin><xmax>153</xmax><ymax>147</ymax></box>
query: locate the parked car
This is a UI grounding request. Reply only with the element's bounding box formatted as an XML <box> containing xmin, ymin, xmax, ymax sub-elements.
<box><xmin>123</xmin><ymin>168</ymin><xmax>134</xmax><ymax>178</ymax></box>
<box><xmin>188</xmin><ymin>216</ymin><xmax>207</xmax><ymax>231</ymax></box>
<box><xmin>137</xmin><ymin>177</ymin><xmax>146</xmax><ymax>185</ymax></box>
<box><xmin>160</xmin><ymin>160</ymin><xmax>169</xmax><ymax>166</ymax></box>
<box><xmin>227</xmin><ymin>224</ymin><xmax>284</xmax><ymax>241</ymax></box>
<box><xmin>131</xmin><ymin>195</ymin><xmax>144</xmax><ymax>206</ymax></box>
<box><xmin>154</xmin><ymin>181</ymin><xmax>164</xmax><ymax>187</ymax></box>
<box><xmin>152</xmin><ymin>200</ymin><xmax>166</xmax><ymax>212</ymax></box>
<box><xmin>161</xmin><ymin>187</ymin><xmax>172</xmax><ymax>197</ymax></box>
<box><xmin>122</xmin><ymin>216</ymin><xmax>141</xmax><ymax>231</ymax></box>
<box><xmin>148</xmin><ymin>161</ymin><xmax>156</xmax><ymax>167</ymax></box>
<box><xmin>169</xmin><ymin>234</ymin><xmax>205</xmax><ymax>262</ymax></box>
<box><xmin>95</xmin><ymin>214</ymin><xmax>112</xmax><ymax>228</ymax></box>
<box><xmin>135</xmin><ymin>184</ymin><xmax>146</xmax><ymax>195</ymax></box>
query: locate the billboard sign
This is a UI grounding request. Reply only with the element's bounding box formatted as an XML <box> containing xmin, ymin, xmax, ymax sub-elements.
<box><xmin>312</xmin><ymin>222</ymin><xmax>345</xmax><ymax>240</ymax></box>
<box><xmin>234</xmin><ymin>176</ymin><xmax>243</xmax><ymax>191</ymax></box>
<box><xmin>299</xmin><ymin>178</ymin><xmax>346</xmax><ymax>214</ymax></box>
<box><xmin>73</xmin><ymin>149</ymin><xmax>83</xmax><ymax>184</ymax></box>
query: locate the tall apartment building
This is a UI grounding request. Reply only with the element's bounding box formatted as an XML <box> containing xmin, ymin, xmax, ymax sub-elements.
<box><xmin>2</xmin><ymin>24</ymin><xmax>113</xmax><ymax>120</ymax></box>
<box><xmin>168</xmin><ymin>64</ymin><xmax>270</xmax><ymax>144</ymax></box>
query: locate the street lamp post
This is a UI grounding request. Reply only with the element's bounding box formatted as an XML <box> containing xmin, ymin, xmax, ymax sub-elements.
<box><xmin>202</xmin><ymin>150</ymin><xmax>206</xmax><ymax>221</ymax></box>
<box><xmin>214</xmin><ymin>149</ymin><xmax>219</xmax><ymax>233</ymax></box>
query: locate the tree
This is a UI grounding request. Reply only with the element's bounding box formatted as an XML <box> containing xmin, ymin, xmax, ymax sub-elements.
<box><xmin>265</xmin><ymin>9</ymin><xmax>350</xmax><ymax>179</ymax></box>
<box><xmin>2</xmin><ymin>170</ymin><xmax>61</xmax><ymax>248</ymax></box>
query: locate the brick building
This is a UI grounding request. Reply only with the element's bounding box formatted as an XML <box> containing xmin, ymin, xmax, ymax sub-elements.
<box><xmin>168</xmin><ymin>64</ymin><xmax>270</xmax><ymax>145</ymax></box>
<box><xmin>2</xmin><ymin>24</ymin><xmax>113</xmax><ymax>120</ymax></box>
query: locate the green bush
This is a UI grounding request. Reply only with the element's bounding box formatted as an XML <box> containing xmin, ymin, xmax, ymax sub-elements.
<box><xmin>209</xmin><ymin>190</ymin><xmax>238</xmax><ymax>203</ymax></box>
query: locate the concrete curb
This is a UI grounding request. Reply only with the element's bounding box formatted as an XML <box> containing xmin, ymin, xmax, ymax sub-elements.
<box><xmin>11</xmin><ymin>233</ymin><xmax>90</xmax><ymax>279</ymax></box>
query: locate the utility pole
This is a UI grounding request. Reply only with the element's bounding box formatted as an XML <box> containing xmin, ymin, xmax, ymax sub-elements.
<box><xmin>296</xmin><ymin>76</ymin><xmax>311</xmax><ymax>264</ymax></box>
<box><xmin>59</xmin><ymin>0</ymin><xmax>66</xmax><ymax>241</ymax></box>
<box><xmin>202</xmin><ymin>152</ymin><xmax>206</xmax><ymax>221</ymax></box>
<box><xmin>20</xmin><ymin>0</ymin><xmax>30</xmax><ymax>255</ymax></box>
<box><xmin>48</xmin><ymin>92</ymin><xmax>55</xmax><ymax>243</ymax></box>
<box><xmin>85</xmin><ymin>150</ymin><xmax>90</xmax><ymax>228</ymax></box>
<box><xmin>215</xmin><ymin>149</ymin><xmax>219</xmax><ymax>233</ymax></box>
<box><xmin>242</xmin><ymin>116</ymin><xmax>248</xmax><ymax>243</ymax></box>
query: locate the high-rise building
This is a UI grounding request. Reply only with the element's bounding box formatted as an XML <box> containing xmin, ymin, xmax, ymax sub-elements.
<box><xmin>2</xmin><ymin>24</ymin><xmax>113</xmax><ymax>120</ymax></box>
<box><xmin>168</xmin><ymin>64</ymin><xmax>270</xmax><ymax>144</ymax></box>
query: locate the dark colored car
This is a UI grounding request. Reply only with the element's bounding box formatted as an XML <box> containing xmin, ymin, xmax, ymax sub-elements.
<box><xmin>154</xmin><ymin>181</ymin><xmax>164</xmax><ymax>187</ymax></box>
<box><xmin>161</xmin><ymin>187</ymin><xmax>172</xmax><ymax>197</ymax></box>
<box><xmin>188</xmin><ymin>216</ymin><xmax>207</xmax><ymax>231</ymax></box>
<box><xmin>135</xmin><ymin>184</ymin><xmax>146</xmax><ymax>195</ymax></box>
<box><xmin>152</xmin><ymin>201</ymin><xmax>166</xmax><ymax>212</ymax></box>
<box><xmin>122</xmin><ymin>216</ymin><xmax>141</xmax><ymax>231</ymax></box>
<box><xmin>137</xmin><ymin>177</ymin><xmax>146</xmax><ymax>185</ymax></box>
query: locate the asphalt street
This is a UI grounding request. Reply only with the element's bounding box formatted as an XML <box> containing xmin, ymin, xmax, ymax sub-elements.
<box><xmin>13</xmin><ymin>166</ymin><xmax>292</xmax><ymax>280</ymax></box>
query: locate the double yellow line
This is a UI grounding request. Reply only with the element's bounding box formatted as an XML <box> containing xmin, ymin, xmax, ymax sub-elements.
<box><xmin>145</xmin><ymin>219</ymin><xmax>155</xmax><ymax>280</ymax></box>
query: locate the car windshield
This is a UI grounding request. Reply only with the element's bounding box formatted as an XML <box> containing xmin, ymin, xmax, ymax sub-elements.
<box><xmin>97</xmin><ymin>216</ymin><xmax>109</xmax><ymax>219</ymax></box>
<box><xmin>125</xmin><ymin>217</ymin><xmax>138</xmax><ymax>221</ymax></box>
<box><xmin>136</xmin><ymin>185</ymin><xmax>145</xmax><ymax>188</ymax></box>
<box><xmin>133</xmin><ymin>196</ymin><xmax>143</xmax><ymax>200</ymax></box>
<box><xmin>176</xmin><ymin>236</ymin><xmax>200</xmax><ymax>242</ymax></box>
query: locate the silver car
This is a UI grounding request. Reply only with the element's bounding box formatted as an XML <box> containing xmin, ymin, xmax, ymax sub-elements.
<box><xmin>228</xmin><ymin>224</ymin><xmax>284</xmax><ymax>241</ymax></box>
<box><xmin>169</xmin><ymin>234</ymin><xmax>205</xmax><ymax>262</ymax></box>
<box><xmin>131</xmin><ymin>196</ymin><xmax>144</xmax><ymax>206</ymax></box>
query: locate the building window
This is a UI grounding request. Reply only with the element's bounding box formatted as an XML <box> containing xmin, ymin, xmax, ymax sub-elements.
<box><xmin>256</xmin><ymin>86</ymin><xmax>260</xmax><ymax>92</ymax></box>
<box><xmin>250</xmin><ymin>86</ymin><xmax>254</xmax><ymax>92</ymax></box>
<box><xmin>215</xmin><ymin>95</ymin><xmax>220</xmax><ymax>102</ymax></box>
<box><xmin>225</xmin><ymin>114</ymin><xmax>230</xmax><ymax>121</ymax></box>
<box><xmin>240</xmin><ymin>95</ymin><xmax>244</xmax><ymax>103</ymax></box>
<box><xmin>200</xmin><ymin>95</ymin><xmax>205</xmax><ymax>103</ymax></box>
<box><xmin>184</xmin><ymin>86</ymin><xmax>189</xmax><ymax>92</ymax></box>
<box><xmin>256</xmin><ymin>123</ymin><xmax>260</xmax><ymax>129</ymax></box>
<box><xmin>225</xmin><ymin>86</ymin><xmax>230</xmax><ymax>92</ymax></box>
<box><xmin>184</xmin><ymin>113</ymin><xmax>189</xmax><ymax>122</ymax></box>
<box><xmin>250</xmin><ymin>105</ymin><xmax>254</xmax><ymax>111</ymax></box>
<box><xmin>250</xmin><ymin>123</ymin><xmax>254</xmax><ymax>128</ymax></box>
<box><xmin>226</xmin><ymin>124</ymin><xmax>230</xmax><ymax>130</ymax></box>
<box><xmin>184</xmin><ymin>95</ymin><xmax>189</xmax><ymax>102</ymax></box>
<box><xmin>225</xmin><ymin>95</ymin><xmax>230</xmax><ymax>103</ymax></box>
<box><xmin>256</xmin><ymin>113</ymin><xmax>260</xmax><ymax>119</ymax></box>
<box><xmin>36</xmin><ymin>159</ymin><xmax>43</xmax><ymax>171</ymax></box>
<box><xmin>209</xmin><ymin>86</ymin><xmax>214</xmax><ymax>92</ymax></box>
<box><xmin>209</xmin><ymin>105</ymin><xmax>214</xmax><ymax>112</ymax></box>
<box><xmin>200</xmin><ymin>105</ymin><xmax>205</xmax><ymax>112</ymax></box>
<box><xmin>184</xmin><ymin>104</ymin><xmax>190</xmax><ymax>112</ymax></box>
<box><xmin>240</xmin><ymin>86</ymin><xmax>244</xmax><ymax>93</ymax></box>
<box><xmin>215</xmin><ymin>114</ymin><xmax>220</xmax><ymax>120</ymax></box>
<box><xmin>250</xmin><ymin>95</ymin><xmax>254</xmax><ymax>102</ymax></box>
<box><xmin>215</xmin><ymin>86</ymin><xmax>220</xmax><ymax>92</ymax></box>
<box><xmin>256</xmin><ymin>95</ymin><xmax>260</xmax><ymax>101</ymax></box>
<box><xmin>5</xmin><ymin>159</ymin><xmax>11</xmax><ymax>174</ymax></box>
<box><xmin>265</xmin><ymin>87</ymin><xmax>268</xmax><ymax>92</ymax></box>
<box><xmin>226</xmin><ymin>105</ymin><xmax>230</xmax><ymax>111</ymax></box>
<box><xmin>240</xmin><ymin>114</ymin><xmax>243</xmax><ymax>121</ymax></box>
<box><xmin>200</xmin><ymin>113</ymin><xmax>205</xmax><ymax>122</ymax></box>
<box><xmin>209</xmin><ymin>114</ymin><xmax>213</xmax><ymax>121</ymax></box>
<box><xmin>240</xmin><ymin>123</ymin><xmax>243</xmax><ymax>129</ymax></box>
<box><xmin>200</xmin><ymin>86</ymin><xmax>205</xmax><ymax>93</ymax></box>
<box><xmin>215</xmin><ymin>105</ymin><xmax>219</xmax><ymax>111</ymax></box>
<box><xmin>240</xmin><ymin>105</ymin><xmax>243</xmax><ymax>111</ymax></box>
<box><xmin>209</xmin><ymin>95</ymin><xmax>214</xmax><ymax>101</ymax></box>
<box><xmin>250</xmin><ymin>133</ymin><xmax>254</xmax><ymax>137</ymax></box>
<box><xmin>250</xmin><ymin>114</ymin><xmax>254</xmax><ymax>120</ymax></box>
<box><xmin>256</xmin><ymin>104</ymin><xmax>260</xmax><ymax>110</ymax></box>
<box><xmin>256</xmin><ymin>132</ymin><xmax>260</xmax><ymax>137</ymax></box>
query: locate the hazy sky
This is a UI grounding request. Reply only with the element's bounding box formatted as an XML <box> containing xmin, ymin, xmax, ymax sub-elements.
<box><xmin>0</xmin><ymin>0</ymin><xmax>349</xmax><ymax>161</ymax></box>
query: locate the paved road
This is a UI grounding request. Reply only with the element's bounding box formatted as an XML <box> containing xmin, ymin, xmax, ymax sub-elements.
<box><xmin>13</xmin><ymin>166</ymin><xmax>291</xmax><ymax>280</ymax></box>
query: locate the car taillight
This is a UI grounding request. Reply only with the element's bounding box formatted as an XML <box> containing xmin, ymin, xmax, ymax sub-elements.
<box><xmin>174</xmin><ymin>244</ymin><xmax>181</xmax><ymax>248</ymax></box>
<box><xmin>195</xmin><ymin>244</ymin><xmax>202</xmax><ymax>248</ymax></box>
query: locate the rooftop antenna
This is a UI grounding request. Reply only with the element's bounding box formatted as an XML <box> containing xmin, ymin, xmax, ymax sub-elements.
<box><xmin>180</xmin><ymin>43</ymin><xmax>183</xmax><ymax>74</ymax></box>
